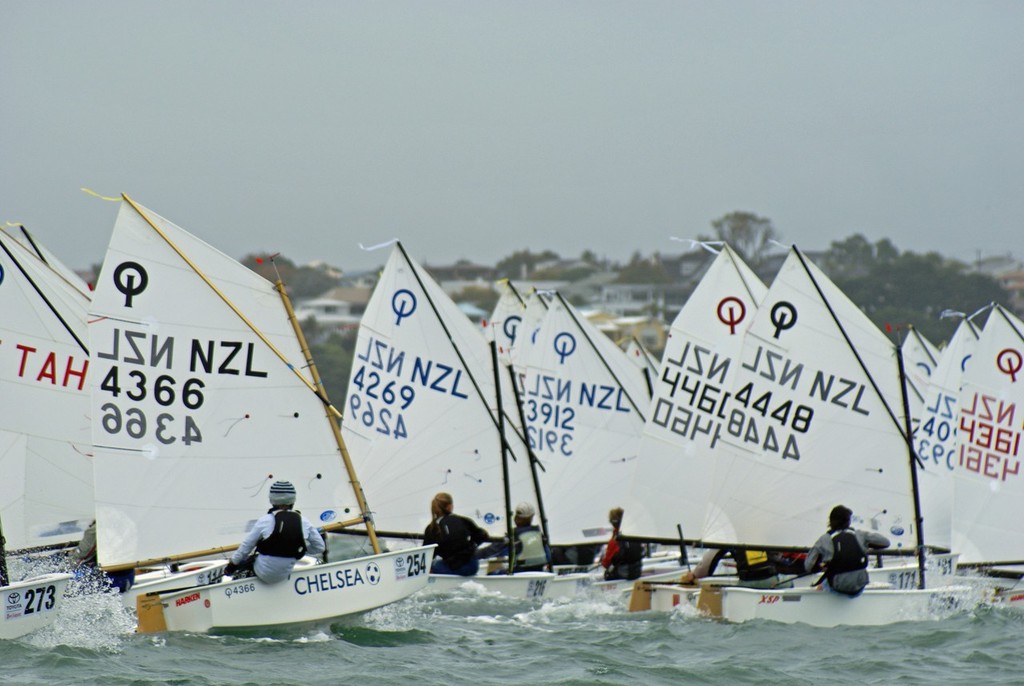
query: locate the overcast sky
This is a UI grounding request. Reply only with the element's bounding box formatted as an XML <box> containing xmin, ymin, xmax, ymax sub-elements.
<box><xmin>3</xmin><ymin>1</ymin><xmax>1022</xmax><ymax>274</ymax></box>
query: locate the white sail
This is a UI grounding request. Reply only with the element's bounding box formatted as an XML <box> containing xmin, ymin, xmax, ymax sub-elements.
<box><xmin>900</xmin><ymin>327</ymin><xmax>941</xmax><ymax>426</ymax></box>
<box><xmin>623</xmin><ymin>337</ymin><xmax>660</xmax><ymax>385</ymax></box>
<box><xmin>950</xmin><ymin>305</ymin><xmax>1024</xmax><ymax>563</ymax></box>
<box><xmin>622</xmin><ymin>245</ymin><xmax>767</xmax><ymax>542</ymax></box>
<box><xmin>0</xmin><ymin>231</ymin><xmax>94</xmax><ymax>550</ymax></box>
<box><xmin>519</xmin><ymin>293</ymin><xmax>650</xmax><ymax>545</ymax></box>
<box><xmin>509</xmin><ymin>289</ymin><xmax>550</xmax><ymax>381</ymax></box>
<box><xmin>703</xmin><ymin>248</ymin><xmax>918</xmax><ymax>549</ymax></box>
<box><xmin>341</xmin><ymin>244</ymin><xmax>535</xmax><ymax>538</ymax></box>
<box><xmin>3</xmin><ymin>224</ymin><xmax>93</xmax><ymax>299</ymax></box>
<box><xmin>88</xmin><ymin>198</ymin><xmax>361</xmax><ymax>567</ymax></box>
<box><xmin>914</xmin><ymin>318</ymin><xmax>983</xmax><ymax>550</ymax></box>
<box><xmin>486</xmin><ymin>281</ymin><xmax>526</xmax><ymax>365</ymax></box>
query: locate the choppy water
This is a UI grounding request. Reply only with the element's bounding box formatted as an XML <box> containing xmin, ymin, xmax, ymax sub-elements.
<box><xmin>4</xmin><ymin>563</ymin><xmax>1023</xmax><ymax>686</ymax></box>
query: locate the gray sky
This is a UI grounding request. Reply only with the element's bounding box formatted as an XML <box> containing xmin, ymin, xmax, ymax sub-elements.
<box><xmin>3</xmin><ymin>1</ymin><xmax>1022</xmax><ymax>274</ymax></box>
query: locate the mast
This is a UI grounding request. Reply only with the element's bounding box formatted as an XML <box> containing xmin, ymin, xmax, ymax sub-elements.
<box><xmin>274</xmin><ymin>277</ymin><xmax>382</xmax><ymax>555</ymax></box>
<box><xmin>508</xmin><ymin>363</ymin><xmax>552</xmax><ymax>554</ymax></box>
<box><xmin>0</xmin><ymin>514</ymin><xmax>9</xmax><ymax>587</ymax></box>
<box><xmin>490</xmin><ymin>340</ymin><xmax>516</xmax><ymax>573</ymax></box>
<box><xmin>896</xmin><ymin>345</ymin><xmax>927</xmax><ymax>589</ymax></box>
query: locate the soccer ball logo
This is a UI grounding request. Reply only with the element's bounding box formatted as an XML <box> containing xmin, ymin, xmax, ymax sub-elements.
<box><xmin>365</xmin><ymin>562</ymin><xmax>381</xmax><ymax>585</ymax></box>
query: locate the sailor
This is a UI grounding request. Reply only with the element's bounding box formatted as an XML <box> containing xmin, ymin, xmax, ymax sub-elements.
<box><xmin>478</xmin><ymin>502</ymin><xmax>551</xmax><ymax>573</ymax></box>
<box><xmin>69</xmin><ymin>520</ymin><xmax>136</xmax><ymax>593</ymax></box>
<box><xmin>805</xmin><ymin>504</ymin><xmax>890</xmax><ymax>596</ymax></box>
<box><xmin>600</xmin><ymin>507</ymin><xmax>644</xmax><ymax>581</ymax></box>
<box><xmin>681</xmin><ymin>547</ymin><xmax>793</xmax><ymax>589</ymax></box>
<box><xmin>422</xmin><ymin>492</ymin><xmax>492</xmax><ymax>576</ymax></box>
<box><xmin>224</xmin><ymin>480</ymin><xmax>326</xmax><ymax>584</ymax></box>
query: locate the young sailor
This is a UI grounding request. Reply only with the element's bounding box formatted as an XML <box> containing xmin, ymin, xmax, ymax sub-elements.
<box><xmin>225</xmin><ymin>480</ymin><xmax>326</xmax><ymax>583</ymax></box>
<box><xmin>600</xmin><ymin>507</ymin><xmax>644</xmax><ymax>581</ymax></box>
<box><xmin>477</xmin><ymin>502</ymin><xmax>551</xmax><ymax>573</ymax></box>
<box><xmin>805</xmin><ymin>504</ymin><xmax>890</xmax><ymax>596</ymax></box>
<box><xmin>422</xmin><ymin>492</ymin><xmax>491</xmax><ymax>576</ymax></box>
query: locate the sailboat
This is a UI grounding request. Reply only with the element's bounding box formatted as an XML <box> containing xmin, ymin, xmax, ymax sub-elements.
<box><xmin>88</xmin><ymin>197</ymin><xmax>433</xmax><ymax>633</ymax></box>
<box><xmin>623</xmin><ymin>336</ymin><xmax>659</xmax><ymax>390</ymax></box>
<box><xmin>622</xmin><ymin>244</ymin><xmax>767</xmax><ymax>546</ymax></box>
<box><xmin>638</xmin><ymin>247</ymin><xmax>970</xmax><ymax>625</ymax></box>
<box><xmin>516</xmin><ymin>292</ymin><xmax>651</xmax><ymax>551</ymax></box>
<box><xmin>949</xmin><ymin>304</ymin><xmax>1024</xmax><ymax>607</ymax></box>
<box><xmin>914</xmin><ymin>316</ymin><xmax>984</xmax><ymax>553</ymax></box>
<box><xmin>0</xmin><ymin>230</ymin><xmax>80</xmax><ymax>638</ymax></box>
<box><xmin>899</xmin><ymin>326</ymin><xmax>941</xmax><ymax>429</ymax></box>
<box><xmin>341</xmin><ymin>245</ymin><xmax>567</xmax><ymax>599</ymax></box>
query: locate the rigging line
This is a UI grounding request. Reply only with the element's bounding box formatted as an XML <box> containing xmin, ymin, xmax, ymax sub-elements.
<box><xmin>0</xmin><ymin>234</ymin><xmax>88</xmax><ymax>354</ymax></box>
<box><xmin>121</xmin><ymin>195</ymin><xmax>339</xmax><ymax>418</ymax></box>
<box><xmin>552</xmin><ymin>291</ymin><xmax>648</xmax><ymax>421</ymax></box>
<box><xmin>906</xmin><ymin>327</ymin><xmax>939</xmax><ymax>367</ymax></box>
<box><xmin>394</xmin><ymin>241</ymin><xmax>515</xmax><ymax>446</ymax></box>
<box><xmin>9</xmin><ymin>223</ymin><xmax>48</xmax><ymax>267</ymax></box>
<box><xmin>499</xmin><ymin>278</ymin><xmax>527</xmax><ymax>308</ymax></box>
<box><xmin>792</xmin><ymin>247</ymin><xmax>912</xmax><ymax>449</ymax></box>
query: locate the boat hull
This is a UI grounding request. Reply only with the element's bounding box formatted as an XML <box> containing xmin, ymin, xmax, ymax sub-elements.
<box><xmin>123</xmin><ymin>560</ymin><xmax>227</xmax><ymax>609</ymax></box>
<box><xmin>150</xmin><ymin>546</ymin><xmax>434</xmax><ymax>633</ymax></box>
<box><xmin>713</xmin><ymin>584</ymin><xmax>973</xmax><ymax>626</ymax></box>
<box><xmin>426</xmin><ymin>571</ymin><xmax>556</xmax><ymax>599</ymax></box>
<box><xmin>0</xmin><ymin>573</ymin><xmax>72</xmax><ymax>640</ymax></box>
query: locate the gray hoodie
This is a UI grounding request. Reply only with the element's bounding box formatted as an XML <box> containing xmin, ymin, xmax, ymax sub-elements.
<box><xmin>805</xmin><ymin>528</ymin><xmax>890</xmax><ymax>595</ymax></box>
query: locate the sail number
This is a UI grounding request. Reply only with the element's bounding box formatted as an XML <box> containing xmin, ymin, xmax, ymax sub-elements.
<box><xmin>526</xmin><ymin>399</ymin><xmax>574</xmax><ymax>457</ymax></box>
<box><xmin>18</xmin><ymin>585</ymin><xmax>58</xmax><ymax>615</ymax></box>
<box><xmin>348</xmin><ymin>366</ymin><xmax>414</xmax><ymax>439</ymax></box>
<box><xmin>99</xmin><ymin>368</ymin><xmax>204</xmax><ymax>445</ymax></box>
<box><xmin>406</xmin><ymin>551</ymin><xmax>427</xmax><ymax>577</ymax></box>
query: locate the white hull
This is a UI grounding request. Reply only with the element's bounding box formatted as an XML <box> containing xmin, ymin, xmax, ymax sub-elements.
<box><xmin>0</xmin><ymin>573</ymin><xmax>72</xmax><ymax>640</ymax></box>
<box><xmin>123</xmin><ymin>560</ymin><xmax>228</xmax><ymax>609</ymax></box>
<box><xmin>713</xmin><ymin>584</ymin><xmax>973</xmax><ymax>626</ymax></box>
<box><xmin>426</xmin><ymin>571</ymin><xmax>557</xmax><ymax>599</ymax></box>
<box><xmin>597</xmin><ymin>567</ymin><xmax>692</xmax><ymax>600</ymax></box>
<box><xmin>148</xmin><ymin>546</ymin><xmax>433</xmax><ymax>633</ymax></box>
<box><xmin>542</xmin><ymin>572</ymin><xmax>595</xmax><ymax>599</ymax></box>
<box><xmin>866</xmin><ymin>553</ymin><xmax>959</xmax><ymax>589</ymax></box>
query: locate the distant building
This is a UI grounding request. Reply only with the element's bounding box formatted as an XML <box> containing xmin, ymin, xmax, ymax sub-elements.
<box><xmin>293</xmin><ymin>286</ymin><xmax>372</xmax><ymax>334</ymax></box>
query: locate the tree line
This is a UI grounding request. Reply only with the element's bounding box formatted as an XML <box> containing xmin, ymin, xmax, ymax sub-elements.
<box><xmin>247</xmin><ymin>211</ymin><xmax>1011</xmax><ymax>407</ymax></box>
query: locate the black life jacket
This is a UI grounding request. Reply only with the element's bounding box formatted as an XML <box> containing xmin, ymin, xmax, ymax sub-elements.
<box><xmin>256</xmin><ymin>510</ymin><xmax>307</xmax><ymax>559</ymax></box>
<box><xmin>614</xmin><ymin>536</ymin><xmax>644</xmax><ymax>565</ymax></box>
<box><xmin>826</xmin><ymin>529</ymin><xmax>867</xmax><ymax>580</ymax></box>
<box><xmin>432</xmin><ymin>514</ymin><xmax>480</xmax><ymax>569</ymax></box>
<box><xmin>732</xmin><ymin>548</ymin><xmax>777</xmax><ymax>581</ymax></box>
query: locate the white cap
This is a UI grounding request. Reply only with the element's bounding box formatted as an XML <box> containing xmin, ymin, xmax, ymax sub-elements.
<box><xmin>515</xmin><ymin>502</ymin><xmax>535</xmax><ymax>518</ymax></box>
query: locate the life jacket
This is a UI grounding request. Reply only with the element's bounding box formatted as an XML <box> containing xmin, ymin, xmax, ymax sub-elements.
<box><xmin>825</xmin><ymin>529</ymin><xmax>868</xmax><ymax>594</ymax></box>
<box><xmin>431</xmin><ymin>514</ymin><xmax>480</xmax><ymax>569</ymax></box>
<box><xmin>256</xmin><ymin>510</ymin><xmax>307</xmax><ymax>559</ymax></box>
<box><xmin>732</xmin><ymin>548</ymin><xmax>777</xmax><ymax>581</ymax></box>
<box><xmin>613</xmin><ymin>536</ymin><xmax>644</xmax><ymax>565</ymax></box>
<box><xmin>513</xmin><ymin>527</ymin><xmax>548</xmax><ymax>570</ymax></box>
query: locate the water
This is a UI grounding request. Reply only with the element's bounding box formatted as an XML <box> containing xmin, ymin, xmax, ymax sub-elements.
<box><xmin>4</xmin><ymin>577</ymin><xmax>1022</xmax><ymax>686</ymax></box>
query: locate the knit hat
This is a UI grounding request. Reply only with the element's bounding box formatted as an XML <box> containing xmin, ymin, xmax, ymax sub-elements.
<box><xmin>269</xmin><ymin>480</ymin><xmax>297</xmax><ymax>505</ymax></box>
<box><xmin>515</xmin><ymin>502</ymin><xmax>535</xmax><ymax>518</ymax></box>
